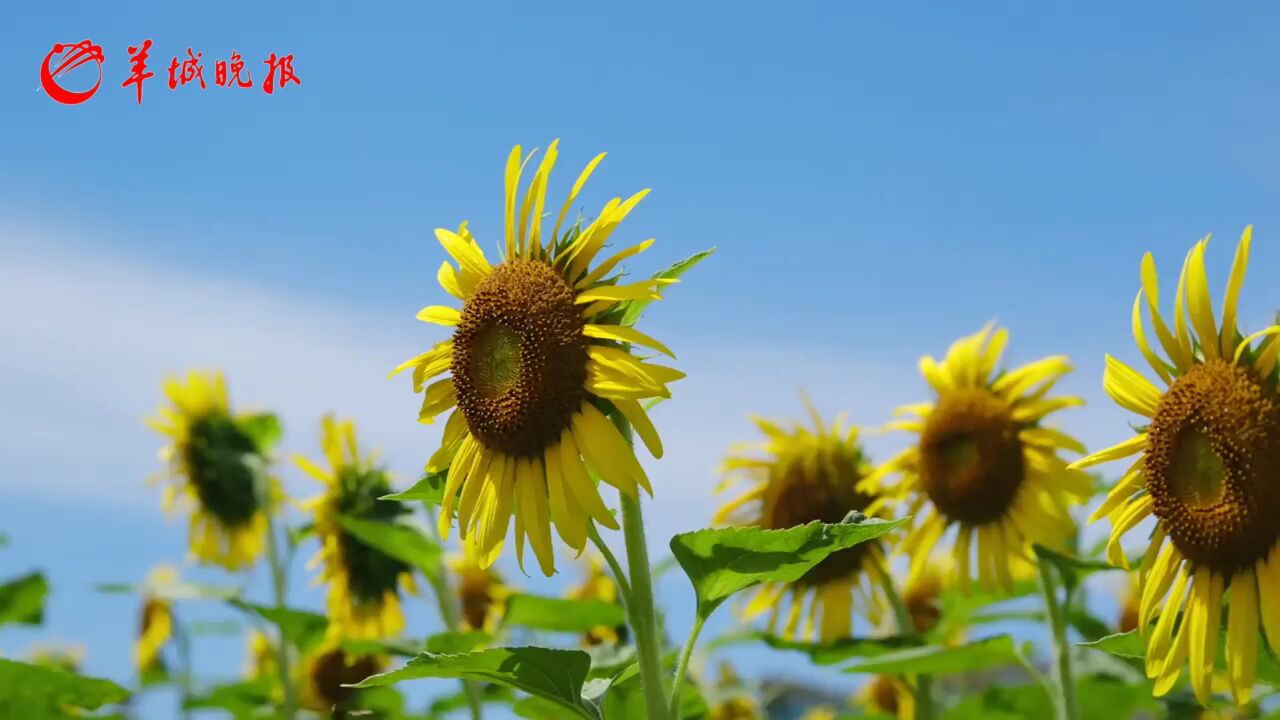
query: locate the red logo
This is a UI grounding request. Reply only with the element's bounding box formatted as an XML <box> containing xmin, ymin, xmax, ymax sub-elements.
<box><xmin>40</xmin><ymin>40</ymin><xmax>105</xmax><ymax>105</ymax></box>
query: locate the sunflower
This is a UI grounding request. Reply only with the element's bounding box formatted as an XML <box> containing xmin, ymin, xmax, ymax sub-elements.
<box><xmin>146</xmin><ymin>371</ymin><xmax>277</xmax><ymax>570</ymax></box>
<box><xmin>243</xmin><ymin>629</ymin><xmax>277</xmax><ymax>682</ymax></box>
<box><xmin>715</xmin><ymin>399</ymin><xmax>889</xmax><ymax>641</ymax></box>
<box><xmin>860</xmin><ymin>675</ymin><xmax>914</xmax><ymax>719</ymax></box>
<box><xmin>565</xmin><ymin>556</ymin><xmax>627</xmax><ymax>646</ymax></box>
<box><xmin>134</xmin><ymin>565</ymin><xmax>177</xmax><ymax>673</ymax></box>
<box><xmin>1074</xmin><ymin>227</ymin><xmax>1280</xmax><ymax>706</ymax></box>
<box><xmin>451</xmin><ymin>544</ymin><xmax>510</xmax><ymax>633</ymax></box>
<box><xmin>300</xmin><ymin>643</ymin><xmax>383</xmax><ymax>715</ymax></box>
<box><xmin>393</xmin><ymin>140</ymin><xmax>683</xmax><ymax>576</ymax></box>
<box><xmin>296</xmin><ymin>416</ymin><xmax>416</xmax><ymax>641</ymax></box>
<box><xmin>708</xmin><ymin>697</ymin><xmax>760</xmax><ymax>720</ymax></box>
<box><xmin>901</xmin><ymin>562</ymin><xmax>945</xmax><ymax>636</ymax></box>
<box><xmin>866</xmin><ymin>324</ymin><xmax>1091</xmax><ymax>593</ymax></box>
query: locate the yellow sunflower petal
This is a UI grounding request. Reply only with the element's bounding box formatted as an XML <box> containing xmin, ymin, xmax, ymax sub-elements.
<box><xmin>1219</xmin><ymin>226</ymin><xmax>1252</xmax><ymax>358</ymax></box>
<box><xmin>1225</xmin><ymin>569</ymin><xmax>1258</xmax><ymax>705</ymax></box>
<box><xmin>416</xmin><ymin>305</ymin><xmax>461</xmax><ymax>326</ymax></box>
<box><xmin>583</xmin><ymin>323</ymin><xmax>675</xmax><ymax>358</ymax></box>
<box><xmin>552</xmin><ymin>152</ymin><xmax>607</xmax><ymax>245</ymax></box>
<box><xmin>1185</xmin><ymin>238</ymin><xmax>1219</xmax><ymax>361</ymax></box>
<box><xmin>1069</xmin><ymin>435</ymin><xmax>1146</xmax><ymax>470</ymax></box>
<box><xmin>1188</xmin><ymin>566</ymin><xmax>1223</xmax><ymax>705</ymax></box>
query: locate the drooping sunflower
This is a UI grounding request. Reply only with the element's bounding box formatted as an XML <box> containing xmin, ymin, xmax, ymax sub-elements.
<box><xmin>134</xmin><ymin>565</ymin><xmax>177</xmax><ymax>673</ymax></box>
<box><xmin>565</xmin><ymin>556</ymin><xmax>627</xmax><ymax>647</ymax></box>
<box><xmin>1074</xmin><ymin>227</ymin><xmax>1280</xmax><ymax>706</ymax></box>
<box><xmin>393</xmin><ymin>140</ymin><xmax>684</xmax><ymax>576</ymax></box>
<box><xmin>299</xmin><ymin>643</ymin><xmax>383</xmax><ymax>715</ymax></box>
<box><xmin>295</xmin><ymin>415</ymin><xmax>417</xmax><ymax>641</ymax></box>
<box><xmin>146</xmin><ymin>371</ymin><xmax>277</xmax><ymax>570</ymax></box>
<box><xmin>451</xmin><ymin>544</ymin><xmax>510</xmax><ymax>633</ymax></box>
<box><xmin>859</xmin><ymin>675</ymin><xmax>914</xmax><ymax>720</ymax></box>
<box><xmin>715</xmin><ymin>399</ymin><xmax>889</xmax><ymax>641</ymax></box>
<box><xmin>866</xmin><ymin>325</ymin><xmax>1091</xmax><ymax>593</ymax></box>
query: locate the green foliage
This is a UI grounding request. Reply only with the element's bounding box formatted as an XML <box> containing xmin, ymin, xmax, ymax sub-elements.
<box><xmin>381</xmin><ymin>470</ymin><xmax>447</xmax><ymax>507</ymax></box>
<box><xmin>355</xmin><ymin>647</ymin><xmax>600</xmax><ymax>719</ymax></box>
<box><xmin>713</xmin><ymin>631</ymin><xmax>922</xmax><ymax>666</ymax></box>
<box><xmin>336</xmin><ymin>514</ymin><xmax>443</xmax><ymax>580</ymax></box>
<box><xmin>183</xmin><ymin>678</ymin><xmax>276</xmax><ymax>718</ymax></box>
<box><xmin>597</xmin><ymin>658</ymin><xmax>708</xmax><ymax>720</ymax></box>
<box><xmin>1032</xmin><ymin>544</ymin><xmax>1118</xmax><ymax>593</ymax></box>
<box><xmin>0</xmin><ymin>571</ymin><xmax>48</xmax><ymax>626</ymax></box>
<box><xmin>614</xmin><ymin>247</ymin><xmax>717</xmax><ymax>326</ymax></box>
<box><xmin>0</xmin><ymin>659</ymin><xmax>129</xmax><ymax>716</ymax></box>
<box><xmin>503</xmin><ymin>593</ymin><xmax>626</xmax><ymax>634</ymax></box>
<box><xmin>1081</xmin><ymin>629</ymin><xmax>1280</xmax><ymax>686</ymax></box>
<box><xmin>670</xmin><ymin>518</ymin><xmax>903</xmax><ymax>620</ymax></box>
<box><xmin>840</xmin><ymin>635</ymin><xmax>1020</xmax><ymax>675</ymax></box>
<box><xmin>237</xmin><ymin>412</ymin><xmax>284</xmax><ymax>454</ymax></box>
<box><xmin>228</xmin><ymin>600</ymin><xmax>328</xmax><ymax>652</ymax></box>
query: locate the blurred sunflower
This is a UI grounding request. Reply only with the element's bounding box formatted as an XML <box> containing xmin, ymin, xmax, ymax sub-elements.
<box><xmin>146</xmin><ymin>371</ymin><xmax>279</xmax><ymax>570</ymax></box>
<box><xmin>901</xmin><ymin>561</ymin><xmax>946</xmax><ymax>635</ymax></box>
<box><xmin>1073</xmin><ymin>227</ymin><xmax>1280</xmax><ymax>706</ymax></box>
<box><xmin>866</xmin><ymin>325</ymin><xmax>1091</xmax><ymax>593</ymax></box>
<box><xmin>134</xmin><ymin>565</ymin><xmax>177</xmax><ymax>673</ymax></box>
<box><xmin>1116</xmin><ymin>575</ymin><xmax>1141</xmax><ymax>634</ymax></box>
<box><xmin>25</xmin><ymin>644</ymin><xmax>85</xmax><ymax>674</ymax></box>
<box><xmin>860</xmin><ymin>675</ymin><xmax>914</xmax><ymax>719</ymax></box>
<box><xmin>451</xmin><ymin>544</ymin><xmax>509</xmax><ymax>632</ymax></box>
<box><xmin>300</xmin><ymin>643</ymin><xmax>383</xmax><ymax>715</ymax></box>
<box><xmin>565</xmin><ymin>556</ymin><xmax>627</xmax><ymax>646</ymax></box>
<box><xmin>243</xmin><ymin>629</ymin><xmax>277</xmax><ymax>682</ymax></box>
<box><xmin>798</xmin><ymin>708</ymin><xmax>838</xmax><ymax>720</ymax></box>
<box><xmin>715</xmin><ymin>399</ymin><xmax>888</xmax><ymax>641</ymax></box>
<box><xmin>708</xmin><ymin>697</ymin><xmax>760</xmax><ymax>720</ymax></box>
<box><xmin>295</xmin><ymin>416</ymin><xmax>416</xmax><ymax>641</ymax></box>
<box><xmin>393</xmin><ymin>140</ymin><xmax>683</xmax><ymax>576</ymax></box>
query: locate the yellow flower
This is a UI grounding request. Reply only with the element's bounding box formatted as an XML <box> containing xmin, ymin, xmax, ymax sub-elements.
<box><xmin>300</xmin><ymin>643</ymin><xmax>383</xmax><ymax>714</ymax></box>
<box><xmin>451</xmin><ymin>543</ymin><xmax>509</xmax><ymax>633</ymax></box>
<box><xmin>26</xmin><ymin>643</ymin><xmax>85</xmax><ymax>674</ymax></box>
<box><xmin>867</xmin><ymin>324</ymin><xmax>1090</xmax><ymax>593</ymax></box>
<box><xmin>859</xmin><ymin>674</ymin><xmax>914</xmax><ymax>719</ymax></box>
<box><xmin>295</xmin><ymin>416</ymin><xmax>416</xmax><ymax>641</ymax></box>
<box><xmin>1116</xmin><ymin>574</ymin><xmax>1141</xmax><ymax>634</ymax></box>
<box><xmin>902</xmin><ymin>561</ymin><xmax>946</xmax><ymax>635</ymax></box>
<box><xmin>1074</xmin><ymin>227</ymin><xmax>1280</xmax><ymax>706</ymax></box>
<box><xmin>716</xmin><ymin>398</ymin><xmax>889</xmax><ymax>641</ymax></box>
<box><xmin>243</xmin><ymin>629</ymin><xmax>277</xmax><ymax>682</ymax></box>
<box><xmin>709</xmin><ymin>696</ymin><xmax>760</xmax><ymax>720</ymax></box>
<box><xmin>394</xmin><ymin>141</ymin><xmax>683</xmax><ymax>576</ymax></box>
<box><xmin>799</xmin><ymin>708</ymin><xmax>838</xmax><ymax>720</ymax></box>
<box><xmin>565</xmin><ymin>556</ymin><xmax>626</xmax><ymax>646</ymax></box>
<box><xmin>133</xmin><ymin>565</ymin><xmax>177</xmax><ymax>673</ymax></box>
<box><xmin>146</xmin><ymin>371</ymin><xmax>277</xmax><ymax>570</ymax></box>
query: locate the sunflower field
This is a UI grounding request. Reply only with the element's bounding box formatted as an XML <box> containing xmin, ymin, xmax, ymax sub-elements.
<box><xmin>5</xmin><ymin>131</ymin><xmax>1280</xmax><ymax>720</ymax></box>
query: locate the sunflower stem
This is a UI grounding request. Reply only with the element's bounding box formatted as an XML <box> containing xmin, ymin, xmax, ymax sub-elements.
<box><xmin>255</xmin><ymin>466</ymin><xmax>297</xmax><ymax>720</ymax></box>
<box><xmin>872</xmin><ymin>559</ymin><xmax>934</xmax><ymax>720</ymax></box>
<box><xmin>425</xmin><ymin>520</ymin><xmax>486</xmax><ymax>720</ymax></box>
<box><xmin>620</xmin><ymin>492</ymin><xmax>671</xmax><ymax>720</ymax></box>
<box><xmin>1037</xmin><ymin>553</ymin><xmax>1078</xmax><ymax>720</ymax></box>
<box><xmin>668</xmin><ymin>614</ymin><xmax>705</xmax><ymax>719</ymax></box>
<box><xmin>172</xmin><ymin>615</ymin><xmax>194</xmax><ymax>720</ymax></box>
<box><xmin>587</xmin><ymin>521</ymin><xmax>633</xmax><ymax>605</ymax></box>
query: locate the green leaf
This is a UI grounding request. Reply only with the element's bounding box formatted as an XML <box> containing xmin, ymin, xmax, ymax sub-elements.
<box><xmin>1067</xmin><ymin>609</ymin><xmax>1113</xmax><ymax>644</ymax></box>
<box><xmin>184</xmin><ymin>678</ymin><xmax>275</xmax><ymax>716</ymax></box>
<box><xmin>503</xmin><ymin>594</ymin><xmax>626</xmax><ymax>634</ymax></box>
<box><xmin>0</xmin><ymin>572</ymin><xmax>48</xmax><ymax>626</ymax></box>
<box><xmin>0</xmin><ymin>659</ymin><xmax>130</xmax><ymax>715</ymax></box>
<box><xmin>600</xmin><ymin>658</ymin><xmax>707</xmax><ymax>720</ymax></box>
<box><xmin>287</xmin><ymin>523</ymin><xmax>315</xmax><ymax>547</ymax></box>
<box><xmin>840</xmin><ymin>635</ymin><xmax>1019</xmax><ymax>675</ymax></box>
<box><xmin>237</xmin><ymin>413</ymin><xmax>283</xmax><ymax>453</ymax></box>
<box><xmin>187</xmin><ymin>620</ymin><xmax>243</xmax><ymax>636</ymax></box>
<box><xmin>1032</xmin><ymin>544</ymin><xmax>1117</xmax><ymax>593</ymax></box>
<box><xmin>355</xmin><ymin>647</ymin><xmax>599</xmax><ymax>720</ymax></box>
<box><xmin>341</xmin><ymin>637</ymin><xmax>426</xmax><ymax>657</ymax></box>
<box><xmin>337</xmin><ymin>515</ymin><xmax>442</xmax><ymax>580</ymax></box>
<box><xmin>715</xmin><ymin>631</ymin><xmax>922</xmax><ymax>666</ymax></box>
<box><xmin>428</xmin><ymin>683</ymin><xmax>515</xmax><ymax>718</ymax></box>
<box><xmin>229</xmin><ymin>601</ymin><xmax>327</xmax><ymax>652</ymax></box>
<box><xmin>616</xmin><ymin>247</ymin><xmax>717</xmax><ymax>326</ymax></box>
<box><xmin>426</xmin><ymin>630</ymin><xmax>493</xmax><ymax>655</ymax></box>
<box><xmin>670</xmin><ymin>518</ymin><xmax>903</xmax><ymax>620</ymax></box>
<box><xmin>382</xmin><ymin>471</ymin><xmax>447</xmax><ymax>507</ymax></box>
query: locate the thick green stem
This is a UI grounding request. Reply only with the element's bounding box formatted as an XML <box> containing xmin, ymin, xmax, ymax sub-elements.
<box><xmin>872</xmin><ymin>559</ymin><xmax>934</xmax><ymax>720</ymax></box>
<box><xmin>426</xmin><ymin>522</ymin><xmax>485</xmax><ymax>720</ymax></box>
<box><xmin>257</xmin><ymin>470</ymin><xmax>297</xmax><ymax>720</ymax></box>
<box><xmin>667</xmin><ymin>614</ymin><xmax>705</xmax><ymax>719</ymax></box>
<box><xmin>620</xmin><ymin>492</ymin><xmax>671</xmax><ymax>720</ymax></box>
<box><xmin>172</xmin><ymin>616</ymin><xmax>194</xmax><ymax>720</ymax></box>
<box><xmin>587</xmin><ymin>521</ymin><xmax>633</xmax><ymax>605</ymax></box>
<box><xmin>1037</xmin><ymin>554</ymin><xmax>1078</xmax><ymax>720</ymax></box>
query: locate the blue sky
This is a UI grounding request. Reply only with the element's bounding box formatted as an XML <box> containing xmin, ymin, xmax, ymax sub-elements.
<box><xmin>4</xmin><ymin>1</ymin><xmax>1280</xmax><ymax>717</ymax></box>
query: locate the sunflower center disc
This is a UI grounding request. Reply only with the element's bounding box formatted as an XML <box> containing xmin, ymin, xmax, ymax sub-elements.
<box><xmin>310</xmin><ymin>649</ymin><xmax>378</xmax><ymax>708</ymax></box>
<box><xmin>1144</xmin><ymin>360</ymin><xmax>1280</xmax><ymax>575</ymax></box>
<box><xmin>761</xmin><ymin>450</ymin><xmax>877</xmax><ymax>587</ymax></box>
<box><xmin>335</xmin><ymin>467</ymin><xmax>411</xmax><ymax>605</ymax></box>
<box><xmin>918</xmin><ymin>388</ymin><xmax>1026</xmax><ymax>526</ymax></box>
<box><xmin>452</xmin><ymin>260</ymin><xmax>588</xmax><ymax>458</ymax></box>
<box><xmin>183</xmin><ymin>413</ymin><xmax>262</xmax><ymax>527</ymax></box>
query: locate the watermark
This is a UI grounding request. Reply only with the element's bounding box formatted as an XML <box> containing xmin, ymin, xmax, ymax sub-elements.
<box><xmin>40</xmin><ymin>39</ymin><xmax>300</xmax><ymax>105</ymax></box>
